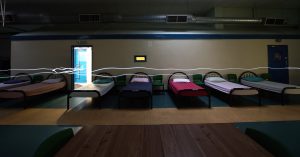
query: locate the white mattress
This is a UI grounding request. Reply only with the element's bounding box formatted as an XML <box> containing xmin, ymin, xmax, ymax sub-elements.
<box><xmin>241</xmin><ymin>80</ymin><xmax>300</xmax><ymax>94</ymax></box>
<box><xmin>70</xmin><ymin>82</ymin><xmax>115</xmax><ymax>97</ymax></box>
<box><xmin>0</xmin><ymin>81</ymin><xmax>31</xmax><ymax>90</ymax></box>
<box><xmin>205</xmin><ymin>80</ymin><xmax>258</xmax><ymax>95</ymax></box>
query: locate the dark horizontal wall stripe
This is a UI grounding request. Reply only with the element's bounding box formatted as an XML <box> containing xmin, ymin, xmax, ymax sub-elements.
<box><xmin>11</xmin><ymin>34</ymin><xmax>300</xmax><ymax>41</ymax></box>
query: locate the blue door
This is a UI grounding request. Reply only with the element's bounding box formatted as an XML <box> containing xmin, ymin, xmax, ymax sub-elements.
<box><xmin>74</xmin><ymin>48</ymin><xmax>87</xmax><ymax>83</ymax></box>
<box><xmin>72</xmin><ymin>46</ymin><xmax>92</xmax><ymax>89</ymax></box>
<box><xmin>268</xmin><ymin>45</ymin><xmax>289</xmax><ymax>83</ymax></box>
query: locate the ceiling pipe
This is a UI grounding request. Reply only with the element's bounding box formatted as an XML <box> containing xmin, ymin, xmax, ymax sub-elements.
<box><xmin>1</xmin><ymin>13</ymin><xmax>276</xmax><ymax>26</ymax></box>
<box><xmin>112</xmin><ymin>15</ymin><xmax>264</xmax><ymax>24</ymax></box>
<box><xmin>190</xmin><ymin>16</ymin><xmax>263</xmax><ymax>24</ymax></box>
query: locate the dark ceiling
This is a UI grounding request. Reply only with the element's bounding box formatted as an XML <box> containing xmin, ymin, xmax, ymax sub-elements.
<box><xmin>6</xmin><ymin>0</ymin><xmax>300</xmax><ymax>15</ymax></box>
<box><xmin>1</xmin><ymin>0</ymin><xmax>300</xmax><ymax>34</ymax></box>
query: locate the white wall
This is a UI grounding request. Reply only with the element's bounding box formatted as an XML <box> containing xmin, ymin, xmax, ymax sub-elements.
<box><xmin>11</xmin><ymin>39</ymin><xmax>300</xmax><ymax>85</ymax></box>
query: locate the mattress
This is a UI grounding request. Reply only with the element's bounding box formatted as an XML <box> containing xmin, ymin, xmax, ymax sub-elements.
<box><xmin>241</xmin><ymin>79</ymin><xmax>300</xmax><ymax>94</ymax></box>
<box><xmin>205</xmin><ymin>80</ymin><xmax>258</xmax><ymax>95</ymax></box>
<box><xmin>169</xmin><ymin>81</ymin><xmax>208</xmax><ymax>96</ymax></box>
<box><xmin>70</xmin><ymin>82</ymin><xmax>115</xmax><ymax>97</ymax></box>
<box><xmin>122</xmin><ymin>82</ymin><xmax>152</xmax><ymax>93</ymax></box>
<box><xmin>0</xmin><ymin>81</ymin><xmax>31</xmax><ymax>90</ymax></box>
<box><xmin>120</xmin><ymin>82</ymin><xmax>152</xmax><ymax>97</ymax></box>
<box><xmin>0</xmin><ymin>82</ymin><xmax>66</xmax><ymax>98</ymax></box>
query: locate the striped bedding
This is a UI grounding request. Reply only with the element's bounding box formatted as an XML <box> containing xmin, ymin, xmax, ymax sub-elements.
<box><xmin>241</xmin><ymin>80</ymin><xmax>300</xmax><ymax>94</ymax></box>
<box><xmin>205</xmin><ymin>80</ymin><xmax>258</xmax><ymax>95</ymax></box>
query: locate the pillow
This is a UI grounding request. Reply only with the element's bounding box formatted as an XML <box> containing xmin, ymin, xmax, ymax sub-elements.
<box><xmin>42</xmin><ymin>78</ymin><xmax>62</xmax><ymax>84</ymax></box>
<box><xmin>243</xmin><ymin>77</ymin><xmax>264</xmax><ymax>82</ymax></box>
<box><xmin>3</xmin><ymin>79</ymin><xmax>28</xmax><ymax>84</ymax></box>
<box><xmin>93</xmin><ymin>78</ymin><xmax>113</xmax><ymax>84</ymax></box>
<box><xmin>131</xmin><ymin>77</ymin><xmax>149</xmax><ymax>83</ymax></box>
<box><xmin>206</xmin><ymin>77</ymin><xmax>226</xmax><ymax>82</ymax></box>
<box><xmin>173</xmin><ymin>78</ymin><xmax>190</xmax><ymax>83</ymax></box>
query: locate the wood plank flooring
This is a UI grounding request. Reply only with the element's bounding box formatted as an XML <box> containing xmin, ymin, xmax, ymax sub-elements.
<box><xmin>55</xmin><ymin>124</ymin><xmax>273</xmax><ymax>157</ymax></box>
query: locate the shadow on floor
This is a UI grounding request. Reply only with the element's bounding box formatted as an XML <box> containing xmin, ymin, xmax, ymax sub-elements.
<box><xmin>0</xmin><ymin>90</ymin><xmax>299</xmax><ymax>109</ymax></box>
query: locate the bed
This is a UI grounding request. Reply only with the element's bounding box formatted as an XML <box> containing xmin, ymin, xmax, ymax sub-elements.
<box><xmin>239</xmin><ymin>71</ymin><xmax>300</xmax><ymax>105</ymax></box>
<box><xmin>204</xmin><ymin>71</ymin><xmax>260</xmax><ymax>106</ymax></box>
<box><xmin>0</xmin><ymin>74</ymin><xmax>67</xmax><ymax>108</ymax></box>
<box><xmin>67</xmin><ymin>72</ymin><xmax>115</xmax><ymax>110</ymax></box>
<box><xmin>119</xmin><ymin>72</ymin><xmax>152</xmax><ymax>108</ymax></box>
<box><xmin>0</xmin><ymin>73</ymin><xmax>32</xmax><ymax>90</ymax></box>
<box><xmin>168</xmin><ymin>72</ymin><xmax>210</xmax><ymax>108</ymax></box>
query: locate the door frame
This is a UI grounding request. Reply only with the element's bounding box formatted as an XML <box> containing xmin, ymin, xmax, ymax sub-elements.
<box><xmin>71</xmin><ymin>45</ymin><xmax>93</xmax><ymax>90</ymax></box>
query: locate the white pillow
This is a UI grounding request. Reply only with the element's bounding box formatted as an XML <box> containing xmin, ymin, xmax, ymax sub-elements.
<box><xmin>173</xmin><ymin>78</ymin><xmax>190</xmax><ymax>83</ymax></box>
<box><xmin>42</xmin><ymin>78</ymin><xmax>62</xmax><ymax>84</ymax></box>
<box><xmin>131</xmin><ymin>77</ymin><xmax>149</xmax><ymax>83</ymax></box>
<box><xmin>206</xmin><ymin>77</ymin><xmax>226</xmax><ymax>82</ymax></box>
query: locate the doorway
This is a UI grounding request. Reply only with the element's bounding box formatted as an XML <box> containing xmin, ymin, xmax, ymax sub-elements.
<box><xmin>268</xmin><ymin>45</ymin><xmax>289</xmax><ymax>84</ymax></box>
<box><xmin>72</xmin><ymin>46</ymin><xmax>92</xmax><ymax>89</ymax></box>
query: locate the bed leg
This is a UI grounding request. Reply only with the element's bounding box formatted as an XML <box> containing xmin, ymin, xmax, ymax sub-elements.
<box><xmin>150</xmin><ymin>96</ymin><xmax>153</xmax><ymax>109</ymax></box>
<box><xmin>97</xmin><ymin>98</ymin><xmax>102</xmax><ymax>109</ymax></box>
<box><xmin>229</xmin><ymin>94</ymin><xmax>233</xmax><ymax>106</ymax></box>
<box><xmin>21</xmin><ymin>92</ymin><xmax>29</xmax><ymax>109</ymax></box>
<box><xmin>23</xmin><ymin>96</ymin><xmax>29</xmax><ymax>109</ymax></box>
<box><xmin>258</xmin><ymin>93</ymin><xmax>262</xmax><ymax>106</ymax></box>
<box><xmin>67</xmin><ymin>92</ymin><xmax>72</xmax><ymax>110</ymax></box>
<box><xmin>67</xmin><ymin>96</ymin><xmax>70</xmax><ymax>110</ymax></box>
<box><xmin>281</xmin><ymin>94</ymin><xmax>285</xmax><ymax>105</ymax></box>
<box><xmin>118</xmin><ymin>95</ymin><xmax>121</xmax><ymax>109</ymax></box>
<box><xmin>208</xmin><ymin>95</ymin><xmax>211</xmax><ymax>108</ymax></box>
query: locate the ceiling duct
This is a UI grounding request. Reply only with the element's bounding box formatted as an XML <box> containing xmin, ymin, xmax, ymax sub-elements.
<box><xmin>190</xmin><ymin>16</ymin><xmax>263</xmax><ymax>24</ymax></box>
<box><xmin>105</xmin><ymin>15</ymin><xmax>263</xmax><ymax>25</ymax></box>
<box><xmin>111</xmin><ymin>15</ymin><xmax>166</xmax><ymax>23</ymax></box>
<box><xmin>166</xmin><ymin>15</ymin><xmax>188</xmax><ymax>23</ymax></box>
<box><xmin>263</xmin><ymin>18</ymin><xmax>287</xmax><ymax>25</ymax></box>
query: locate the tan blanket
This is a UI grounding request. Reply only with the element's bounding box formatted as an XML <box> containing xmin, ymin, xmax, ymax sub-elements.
<box><xmin>0</xmin><ymin>82</ymin><xmax>66</xmax><ymax>98</ymax></box>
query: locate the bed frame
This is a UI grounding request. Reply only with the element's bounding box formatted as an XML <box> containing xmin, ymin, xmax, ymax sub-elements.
<box><xmin>67</xmin><ymin>72</ymin><xmax>115</xmax><ymax>110</ymax></box>
<box><xmin>12</xmin><ymin>72</ymin><xmax>33</xmax><ymax>83</ymax></box>
<box><xmin>204</xmin><ymin>71</ymin><xmax>261</xmax><ymax>106</ymax></box>
<box><xmin>0</xmin><ymin>73</ymin><xmax>67</xmax><ymax>108</ymax></box>
<box><xmin>118</xmin><ymin>72</ymin><xmax>153</xmax><ymax>109</ymax></box>
<box><xmin>238</xmin><ymin>71</ymin><xmax>258</xmax><ymax>82</ymax></box>
<box><xmin>239</xmin><ymin>71</ymin><xmax>300</xmax><ymax>105</ymax></box>
<box><xmin>168</xmin><ymin>71</ymin><xmax>211</xmax><ymax>108</ymax></box>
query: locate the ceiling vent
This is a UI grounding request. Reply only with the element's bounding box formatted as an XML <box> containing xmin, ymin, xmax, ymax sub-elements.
<box><xmin>79</xmin><ymin>14</ymin><xmax>101</xmax><ymax>23</ymax></box>
<box><xmin>263</xmin><ymin>18</ymin><xmax>286</xmax><ymax>25</ymax></box>
<box><xmin>166</xmin><ymin>15</ymin><xmax>188</xmax><ymax>23</ymax></box>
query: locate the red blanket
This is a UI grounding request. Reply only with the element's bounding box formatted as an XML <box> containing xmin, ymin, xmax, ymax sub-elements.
<box><xmin>169</xmin><ymin>81</ymin><xmax>208</xmax><ymax>96</ymax></box>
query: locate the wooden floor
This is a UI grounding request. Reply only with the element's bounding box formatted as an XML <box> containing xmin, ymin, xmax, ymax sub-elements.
<box><xmin>55</xmin><ymin>124</ymin><xmax>273</xmax><ymax>157</ymax></box>
<box><xmin>0</xmin><ymin>105</ymin><xmax>300</xmax><ymax>125</ymax></box>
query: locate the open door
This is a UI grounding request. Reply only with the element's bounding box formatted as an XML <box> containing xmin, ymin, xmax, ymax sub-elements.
<box><xmin>72</xmin><ymin>46</ymin><xmax>92</xmax><ymax>89</ymax></box>
<box><xmin>268</xmin><ymin>45</ymin><xmax>289</xmax><ymax>84</ymax></box>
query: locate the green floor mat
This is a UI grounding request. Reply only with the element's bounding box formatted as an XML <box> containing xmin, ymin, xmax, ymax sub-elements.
<box><xmin>236</xmin><ymin>121</ymin><xmax>300</xmax><ymax>157</ymax></box>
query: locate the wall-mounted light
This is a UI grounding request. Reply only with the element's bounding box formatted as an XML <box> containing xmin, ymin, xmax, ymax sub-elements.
<box><xmin>134</xmin><ymin>55</ymin><xmax>147</xmax><ymax>62</ymax></box>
